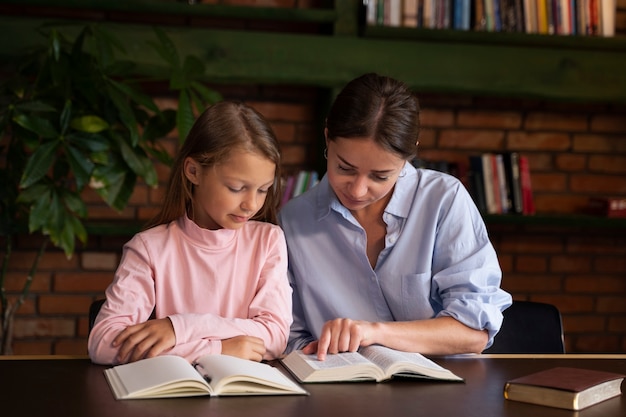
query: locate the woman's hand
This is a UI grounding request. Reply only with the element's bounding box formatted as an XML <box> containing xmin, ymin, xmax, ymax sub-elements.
<box><xmin>311</xmin><ymin>318</ymin><xmax>376</xmax><ymax>361</ymax></box>
<box><xmin>113</xmin><ymin>318</ymin><xmax>176</xmax><ymax>364</ymax></box>
<box><xmin>221</xmin><ymin>335</ymin><xmax>266</xmax><ymax>362</ymax></box>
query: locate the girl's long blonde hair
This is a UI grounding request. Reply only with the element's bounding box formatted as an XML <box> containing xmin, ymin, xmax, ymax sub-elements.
<box><xmin>145</xmin><ymin>101</ymin><xmax>282</xmax><ymax>229</ymax></box>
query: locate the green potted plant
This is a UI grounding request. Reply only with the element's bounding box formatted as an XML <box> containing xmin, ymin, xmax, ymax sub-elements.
<box><xmin>0</xmin><ymin>23</ymin><xmax>221</xmax><ymax>354</ymax></box>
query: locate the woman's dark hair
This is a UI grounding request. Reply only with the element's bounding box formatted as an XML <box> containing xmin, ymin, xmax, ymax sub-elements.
<box><xmin>145</xmin><ymin>101</ymin><xmax>282</xmax><ymax>229</ymax></box>
<box><xmin>325</xmin><ymin>73</ymin><xmax>420</xmax><ymax>160</ymax></box>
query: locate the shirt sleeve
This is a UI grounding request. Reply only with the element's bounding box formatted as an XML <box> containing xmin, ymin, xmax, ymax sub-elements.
<box><xmin>431</xmin><ymin>184</ymin><xmax>512</xmax><ymax>347</ymax></box>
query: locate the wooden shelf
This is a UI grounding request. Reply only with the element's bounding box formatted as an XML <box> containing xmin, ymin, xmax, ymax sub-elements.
<box><xmin>484</xmin><ymin>214</ymin><xmax>626</xmax><ymax>229</ymax></box>
<box><xmin>0</xmin><ymin>0</ymin><xmax>625</xmax><ymax>103</ymax></box>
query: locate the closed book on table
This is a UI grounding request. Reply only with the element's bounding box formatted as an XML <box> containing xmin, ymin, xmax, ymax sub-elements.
<box><xmin>504</xmin><ymin>367</ymin><xmax>624</xmax><ymax>410</ymax></box>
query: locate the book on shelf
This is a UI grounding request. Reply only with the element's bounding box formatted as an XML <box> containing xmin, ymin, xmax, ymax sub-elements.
<box><xmin>504</xmin><ymin>367</ymin><xmax>625</xmax><ymax>410</ymax></box>
<box><xmin>502</xmin><ymin>152</ymin><xmax>523</xmax><ymax>214</ymax></box>
<box><xmin>519</xmin><ymin>154</ymin><xmax>535</xmax><ymax>215</ymax></box>
<box><xmin>364</xmin><ymin>0</ymin><xmax>616</xmax><ymax>37</ymax></box>
<box><xmin>281</xmin><ymin>345</ymin><xmax>464</xmax><ymax>383</ymax></box>
<box><xmin>586</xmin><ymin>197</ymin><xmax>626</xmax><ymax>218</ymax></box>
<box><xmin>104</xmin><ymin>354</ymin><xmax>308</xmax><ymax>399</ymax></box>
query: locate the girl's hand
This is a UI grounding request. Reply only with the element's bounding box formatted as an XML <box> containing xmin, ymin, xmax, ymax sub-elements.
<box><xmin>113</xmin><ymin>318</ymin><xmax>176</xmax><ymax>364</ymax></box>
<box><xmin>221</xmin><ymin>335</ymin><xmax>266</xmax><ymax>362</ymax></box>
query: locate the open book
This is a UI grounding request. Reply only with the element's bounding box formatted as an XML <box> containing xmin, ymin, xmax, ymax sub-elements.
<box><xmin>104</xmin><ymin>354</ymin><xmax>308</xmax><ymax>399</ymax></box>
<box><xmin>281</xmin><ymin>345</ymin><xmax>464</xmax><ymax>383</ymax></box>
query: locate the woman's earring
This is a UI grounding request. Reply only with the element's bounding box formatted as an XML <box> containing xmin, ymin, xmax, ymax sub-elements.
<box><xmin>323</xmin><ymin>148</ymin><xmax>328</xmax><ymax>159</ymax></box>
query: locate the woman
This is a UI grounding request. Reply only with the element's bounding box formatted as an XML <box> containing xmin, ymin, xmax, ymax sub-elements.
<box><xmin>278</xmin><ymin>73</ymin><xmax>511</xmax><ymax>360</ymax></box>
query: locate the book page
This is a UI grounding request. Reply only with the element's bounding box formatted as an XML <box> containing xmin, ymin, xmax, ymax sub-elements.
<box><xmin>194</xmin><ymin>354</ymin><xmax>307</xmax><ymax>395</ymax></box>
<box><xmin>104</xmin><ymin>355</ymin><xmax>211</xmax><ymax>399</ymax></box>
<box><xmin>359</xmin><ymin>345</ymin><xmax>463</xmax><ymax>381</ymax></box>
<box><xmin>281</xmin><ymin>350</ymin><xmax>384</xmax><ymax>382</ymax></box>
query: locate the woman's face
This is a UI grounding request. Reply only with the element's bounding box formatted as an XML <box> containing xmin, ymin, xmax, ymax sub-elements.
<box><xmin>326</xmin><ymin>136</ymin><xmax>406</xmax><ymax>213</ymax></box>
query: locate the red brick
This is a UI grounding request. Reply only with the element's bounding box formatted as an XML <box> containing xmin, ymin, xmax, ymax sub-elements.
<box><xmin>457</xmin><ymin>110</ymin><xmax>521</xmax><ymax>129</ymax></box>
<box><xmin>593</xmin><ymin>256</ymin><xmax>626</xmax><ymax>274</ymax></box>
<box><xmin>588</xmin><ymin>155</ymin><xmax>626</xmax><ymax>174</ymax></box>
<box><xmin>554</xmin><ymin>154</ymin><xmax>586</xmax><ymax>172</ymax></box>
<box><xmin>532</xmin><ymin>194</ymin><xmax>590</xmax><ymax>214</ymax></box>
<box><xmin>530</xmin><ymin>173</ymin><xmax>567</xmax><ymax>192</ymax></box>
<box><xmin>562</xmin><ymin>315</ymin><xmax>607</xmax><ymax>333</ymax></box>
<box><xmin>13</xmin><ymin>318</ymin><xmax>75</xmax><ymax>338</ymax></box>
<box><xmin>514</xmin><ymin>256</ymin><xmax>548</xmax><ymax>273</ymax></box>
<box><xmin>498</xmin><ymin>235</ymin><xmax>563</xmax><ymax>253</ymax></box>
<box><xmin>248</xmin><ymin>101</ymin><xmax>314</xmax><ymax>123</ymax></box>
<box><xmin>507</xmin><ymin>131</ymin><xmax>571</xmax><ymax>151</ymax></box>
<box><xmin>11</xmin><ymin>340</ymin><xmax>54</xmax><ymax>355</ymax></box>
<box><xmin>550</xmin><ymin>255</ymin><xmax>592</xmax><ymax>273</ymax></box>
<box><xmin>417</xmin><ymin>128</ymin><xmax>437</xmax><ymax>148</ymax></box>
<box><xmin>271</xmin><ymin>122</ymin><xmax>297</xmax><ymax>143</ymax></box>
<box><xmin>607</xmin><ymin>316</ymin><xmax>626</xmax><ymax>332</ymax></box>
<box><xmin>87</xmin><ymin>205</ymin><xmax>136</xmax><ymax>220</ymax></box>
<box><xmin>531</xmin><ymin>295</ymin><xmax>595</xmax><ymax>313</ymax></box>
<box><xmin>281</xmin><ymin>144</ymin><xmax>308</xmax><ymax>166</ymax></box>
<box><xmin>39</xmin><ymin>296</ymin><xmax>93</xmax><ymax>315</ymax></box>
<box><xmin>572</xmin><ymin>335</ymin><xmax>621</xmax><ymax>352</ymax></box>
<box><xmin>54</xmin><ymin>272</ymin><xmax>113</xmax><ymax>293</ymax></box>
<box><xmin>590</xmin><ymin>115</ymin><xmax>626</xmax><ymax>133</ymax></box>
<box><xmin>438</xmin><ymin>129</ymin><xmax>505</xmax><ymax>150</ymax></box>
<box><xmin>500</xmin><ymin>274</ymin><xmax>562</xmax><ymax>293</ymax></box>
<box><xmin>525</xmin><ymin>112</ymin><xmax>588</xmax><ymax>132</ymax></box>
<box><xmin>565</xmin><ymin>276</ymin><xmax>626</xmax><ymax>293</ymax></box>
<box><xmin>81</xmin><ymin>252</ymin><xmax>118</xmax><ymax>271</ymax></box>
<box><xmin>571</xmin><ymin>174</ymin><xmax>626</xmax><ymax>193</ymax></box>
<box><xmin>597</xmin><ymin>297</ymin><xmax>626</xmax><ymax>313</ymax></box>
<box><xmin>567</xmin><ymin>236</ymin><xmax>626</xmax><ymax>254</ymax></box>
<box><xmin>573</xmin><ymin>134</ymin><xmax>626</xmax><ymax>152</ymax></box>
<box><xmin>54</xmin><ymin>339</ymin><xmax>89</xmax><ymax>356</ymax></box>
<box><xmin>3</xmin><ymin>272</ymin><xmax>51</xmax><ymax>292</ymax></box>
<box><xmin>420</xmin><ymin>109</ymin><xmax>454</xmax><ymax>128</ymax></box>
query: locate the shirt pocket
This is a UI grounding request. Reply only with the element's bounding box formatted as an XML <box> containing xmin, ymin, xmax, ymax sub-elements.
<box><xmin>400</xmin><ymin>272</ymin><xmax>436</xmax><ymax>320</ymax></box>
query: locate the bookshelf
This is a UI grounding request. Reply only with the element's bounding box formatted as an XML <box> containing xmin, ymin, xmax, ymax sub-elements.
<box><xmin>0</xmin><ymin>0</ymin><xmax>624</xmax><ymax>229</ymax></box>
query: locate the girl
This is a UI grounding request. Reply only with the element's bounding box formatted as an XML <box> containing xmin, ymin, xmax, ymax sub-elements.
<box><xmin>279</xmin><ymin>73</ymin><xmax>511</xmax><ymax>359</ymax></box>
<box><xmin>89</xmin><ymin>101</ymin><xmax>292</xmax><ymax>365</ymax></box>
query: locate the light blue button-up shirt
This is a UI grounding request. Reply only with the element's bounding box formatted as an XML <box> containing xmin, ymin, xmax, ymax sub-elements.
<box><xmin>278</xmin><ymin>163</ymin><xmax>512</xmax><ymax>353</ymax></box>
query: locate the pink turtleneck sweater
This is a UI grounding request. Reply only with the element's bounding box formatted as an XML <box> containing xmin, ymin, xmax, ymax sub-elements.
<box><xmin>88</xmin><ymin>215</ymin><xmax>292</xmax><ymax>365</ymax></box>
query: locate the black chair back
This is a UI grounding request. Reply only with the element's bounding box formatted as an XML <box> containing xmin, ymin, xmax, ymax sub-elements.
<box><xmin>484</xmin><ymin>300</ymin><xmax>565</xmax><ymax>354</ymax></box>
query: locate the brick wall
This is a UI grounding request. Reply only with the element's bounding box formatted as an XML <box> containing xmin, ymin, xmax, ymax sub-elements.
<box><xmin>2</xmin><ymin>1</ymin><xmax>626</xmax><ymax>355</ymax></box>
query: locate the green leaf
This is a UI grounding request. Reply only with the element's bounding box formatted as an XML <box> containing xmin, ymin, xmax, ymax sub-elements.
<box><xmin>28</xmin><ymin>189</ymin><xmax>53</xmax><ymax>233</ymax></box>
<box><xmin>12</xmin><ymin>113</ymin><xmax>59</xmax><ymax>139</ymax></box>
<box><xmin>150</xmin><ymin>27</ymin><xmax>179</xmax><ymax>67</ymax></box>
<box><xmin>68</xmin><ymin>132</ymin><xmax>110</xmax><ymax>152</ymax></box>
<box><xmin>57</xmin><ymin>216</ymin><xmax>77</xmax><ymax>258</ymax></box>
<box><xmin>68</xmin><ymin>214</ymin><xmax>87</xmax><ymax>244</ymax></box>
<box><xmin>142</xmin><ymin>109</ymin><xmax>176</xmax><ymax>142</ymax></box>
<box><xmin>190</xmin><ymin>81</ymin><xmax>223</xmax><ymax>104</ymax></box>
<box><xmin>16</xmin><ymin>184</ymin><xmax>50</xmax><ymax>204</ymax></box>
<box><xmin>70</xmin><ymin>115</ymin><xmax>109</xmax><ymax>133</ymax></box>
<box><xmin>20</xmin><ymin>141</ymin><xmax>59</xmax><ymax>188</ymax></box>
<box><xmin>15</xmin><ymin>101</ymin><xmax>57</xmax><ymax>113</ymax></box>
<box><xmin>181</xmin><ymin>55</ymin><xmax>205</xmax><ymax>81</ymax></box>
<box><xmin>108</xmin><ymin>79</ymin><xmax>159</xmax><ymax>113</ymax></box>
<box><xmin>62</xmin><ymin>189</ymin><xmax>88</xmax><ymax>218</ymax></box>
<box><xmin>176</xmin><ymin>89</ymin><xmax>195</xmax><ymax>143</ymax></box>
<box><xmin>65</xmin><ymin>144</ymin><xmax>94</xmax><ymax>191</ymax></box>
<box><xmin>59</xmin><ymin>99</ymin><xmax>72</xmax><ymax>135</ymax></box>
<box><xmin>107</xmin><ymin>85</ymin><xmax>139</xmax><ymax>146</ymax></box>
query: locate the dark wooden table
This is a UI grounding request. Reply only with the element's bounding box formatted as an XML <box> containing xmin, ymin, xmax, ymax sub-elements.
<box><xmin>1</xmin><ymin>354</ymin><xmax>625</xmax><ymax>417</ymax></box>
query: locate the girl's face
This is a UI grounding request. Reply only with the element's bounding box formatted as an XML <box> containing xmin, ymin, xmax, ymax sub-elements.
<box><xmin>326</xmin><ymin>136</ymin><xmax>406</xmax><ymax>214</ymax></box>
<box><xmin>184</xmin><ymin>150</ymin><xmax>276</xmax><ymax>230</ymax></box>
